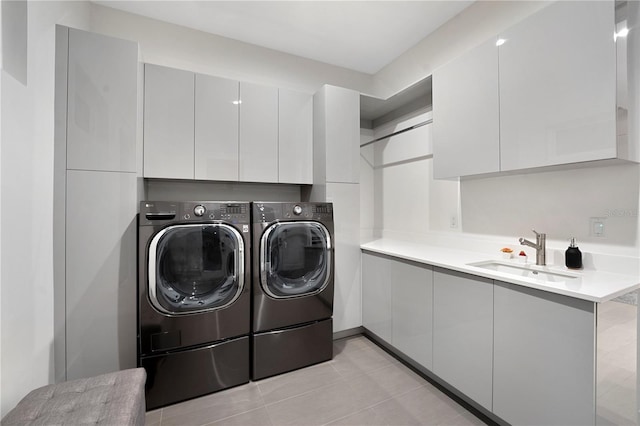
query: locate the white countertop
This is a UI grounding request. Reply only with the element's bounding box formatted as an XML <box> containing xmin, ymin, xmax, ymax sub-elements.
<box><xmin>361</xmin><ymin>239</ymin><xmax>640</xmax><ymax>303</ymax></box>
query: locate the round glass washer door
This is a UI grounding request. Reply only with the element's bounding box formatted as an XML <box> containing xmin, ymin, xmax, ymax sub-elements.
<box><xmin>260</xmin><ymin>221</ymin><xmax>332</xmax><ymax>299</ymax></box>
<box><xmin>148</xmin><ymin>223</ymin><xmax>245</xmax><ymax>315</ymax></box>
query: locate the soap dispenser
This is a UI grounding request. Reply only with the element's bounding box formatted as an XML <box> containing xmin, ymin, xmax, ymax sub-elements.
<box><xmin>565</xmin><ymin>237</ymin><xmax>583</xmax><ymax>269</ymax></box>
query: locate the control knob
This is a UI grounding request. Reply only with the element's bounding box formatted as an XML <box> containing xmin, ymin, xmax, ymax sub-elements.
<box><xmin>293</xmin><ymin>205</ymin><xmax>303</xmax><ymax>216</ymax></box>
<box><xmin>194</xmin><ymin>205</ymin><xmax>206</xmax><ymax>217</ymax></box>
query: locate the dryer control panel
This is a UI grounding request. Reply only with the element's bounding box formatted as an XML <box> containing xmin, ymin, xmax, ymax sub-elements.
<box><xmin>253</xmin><ymin>202</ymin><xmax>333</xmax><ymax>222</ymax></box>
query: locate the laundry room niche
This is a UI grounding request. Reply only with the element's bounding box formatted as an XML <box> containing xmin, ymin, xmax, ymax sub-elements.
<box><xmin>360</xmin><ymin>77</ymin><xmax>461</xmax><ymax>243</ymax></box>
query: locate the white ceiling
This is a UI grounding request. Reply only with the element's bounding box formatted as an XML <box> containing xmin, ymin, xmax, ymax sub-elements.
<box><xmin>93</xmin><ymin>0</ymin><xmax>474</xmax><ymax>74</ymax></box>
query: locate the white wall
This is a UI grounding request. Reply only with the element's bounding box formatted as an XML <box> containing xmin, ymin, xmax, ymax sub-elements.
<box><xmin>88</xmin><ymin>4</ymin><xmax>374</xmax><ymax>96</ymax></box>
<box><xmin>361</xmin><ymin>110</ymin><xmax>460</xmax><ymax>242</ymax></box>
<box><xmin>0</xmin><ymin>1</ymin><xmax>90</xmax><ymax>416</ymax></box>
<box><xmin>460</xmin><ymin>163</ymin><xmax>640</xmax><ymax>256</ymax></box>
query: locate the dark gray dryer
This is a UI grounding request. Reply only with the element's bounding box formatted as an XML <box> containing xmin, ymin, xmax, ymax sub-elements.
<box><xmin>138</xmin><ymin>201</ymin><xmax>251</xmax><ymax>409</ymax></box>
<box><xmin>251</xmin><ymin>202</ymin><xmax>334</xmax><ymax>380</ymax></box>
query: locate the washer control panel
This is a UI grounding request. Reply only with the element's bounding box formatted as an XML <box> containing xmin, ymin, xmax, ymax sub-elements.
<box><xmin>180</xmin><ymin>202</ymin><xmax>249</xmax><ymax>223</ymax></box>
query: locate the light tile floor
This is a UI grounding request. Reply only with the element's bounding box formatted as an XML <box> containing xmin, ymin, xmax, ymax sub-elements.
<box><xmin>145</xmin><ymin>335</ymin><xmax>486</xmax><ymax>426</ymax></box>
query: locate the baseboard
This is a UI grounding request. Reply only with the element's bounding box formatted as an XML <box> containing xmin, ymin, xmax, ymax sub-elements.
<box><xmin>332</xmin><ymin>326</ymin><xmax>364</xmax><ymax>340</ymax></box>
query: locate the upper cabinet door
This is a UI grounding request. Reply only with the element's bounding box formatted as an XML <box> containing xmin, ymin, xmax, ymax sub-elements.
<box><xmin>66</xmin><ymin>29</ymin><xmax>138</xmax><ymax>173</ymax></box>
<box><xmin>499</xmin><ymin>1</ymin><xmax>616</xmax><ymax>171</ymax></box>
<box><xmin>239</xmin><ymin>82</ymin><xmax>278</xmax><ymax>183</ymax></box>
<box><xmin>195</xmin><ymin>74</ymin><xmax>239</xmax><ymax>181</ymax></box>
<box><xmin>432</xmin><ymin>37</ymin><xmax>500</xmax><ymax>179</ymax></box>
<box><xmin>324</xmin><ymin>86</ymin><xmax>360</xmax><ymax>184</ymax></box>
<box><xmin>144</xmin><ymin>64</ymin><xmax>195</xmax><ymax>179</ymax></box>
<box><xmin>278</xmin><ymin>88</ymin><xmax>313</xmax><ymax>184</ymax></box>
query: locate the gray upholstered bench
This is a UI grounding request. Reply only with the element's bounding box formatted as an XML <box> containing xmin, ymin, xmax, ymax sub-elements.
<box><xmin>1</xmin><ymin>368</ymin><xmax>146</xmax><ymax>425</ymax></box>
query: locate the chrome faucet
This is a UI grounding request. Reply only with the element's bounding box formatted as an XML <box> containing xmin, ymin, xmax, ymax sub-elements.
<box><xmin>519</xmin><ymin>230</ymin><xmax>546</xmax><ymax>266</ymax></box>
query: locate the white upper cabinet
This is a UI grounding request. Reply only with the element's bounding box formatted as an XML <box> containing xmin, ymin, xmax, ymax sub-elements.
<box><xmin>324</xmin><ymin>86</ymin><xmax>360</xmax><ymax>184</ymax></box>
<box><xmin>498</xmin><ymin>1</ymin><xmax>616</xmax><ymax>171</ymax></box>
<box><xmin>144</xmin><ymin>64</ymin><xmax>194</xmax><ymax>179</ymax></box>
<box><xmin>239</xmin><ymin>82</ymin><xmax>279</xmax><ymax>183</ymax></box>
<box><xmin>67</xmin><ymin>29</ymin><xmax>138</xmax><ymax>173</ymax></box>
<box><xmin>195</xmin><ymin>74</ymin><xmax>239</xmax><ymax>181</ymax></box>
<box><xmin>433</xmin><ymin>1</ymin><xmax>624</xmax><ymax>178</ymax></box>
<box><xmin>278</xmin><ymin>88</ymin><xmax>313</xmax><ymax>184</ymax></box>
<box><xmin>143</xmin><ymin>64</ymin><xmax>312</xmax><ymax>184</ymax></box>
<box><xmin>433</xmin><ymin>38</ymin><xmax>500</xmax><ymax>179</ymax></box>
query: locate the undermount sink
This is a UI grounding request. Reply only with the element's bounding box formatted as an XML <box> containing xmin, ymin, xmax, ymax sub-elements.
<box><xmin>467</xmin><ymin>260</ymin><xmax>581</xmax><ymax>283</ymax></box>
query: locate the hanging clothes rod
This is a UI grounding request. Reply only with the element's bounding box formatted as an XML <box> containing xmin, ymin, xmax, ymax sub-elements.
<box><xmin>360</xmin><ymin>118</ymin><xmax>433</xmax><ymax>148</ymax></box>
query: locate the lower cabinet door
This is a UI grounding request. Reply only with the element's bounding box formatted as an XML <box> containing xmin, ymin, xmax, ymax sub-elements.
<box><xmin>391</xmin><ymin>260</ymin><xmax>433</xmax><ymax>369</ymax></box>
<box><xmin>493</xmin><ymin>281</ymin><xmax>596</xmax><ymax>426</ymax></box>
<box><xmin>433</xmin><ymin>267</ymin><xmax>493</xmax><ymax>410</ymax></box>
<box><xmin>362</xmin><ymin>252</ymin><xmax>392</xmax><ymax>342</ymax></box>
<box><xmin>66</xmin><ymin>170</ymin><xmax>137</xmax><ymax>381</ymax></box>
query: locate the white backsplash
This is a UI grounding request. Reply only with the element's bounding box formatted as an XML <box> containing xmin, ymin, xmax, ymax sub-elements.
<box><xmin>460</xmin><ymin>163</ymin><xmax>640</xmax><ymax>248</ymax></box>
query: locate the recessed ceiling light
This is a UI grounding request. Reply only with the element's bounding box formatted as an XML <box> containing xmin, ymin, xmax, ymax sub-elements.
<box><xmin>496</xmin><ymin>38</ymin><xmax>506</xmax><ymax>47</ymax></box>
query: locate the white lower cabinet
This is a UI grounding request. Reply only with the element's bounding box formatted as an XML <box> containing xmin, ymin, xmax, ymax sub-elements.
<box><xmin>493</xmin><ymin>281</ymin><xmax>596</xmax><ymax>426</ymax></box>
<box><xmin>362</xmin><ymin>252</ymin><xmax>433</xmax><ymax>368</ymax></box>
<box><xmin>66</xmin><ymin>170</ymin><xmax>137</xmax><ymax>380</ymax></box>
<box><xmin>432</xmin><ymin>268</ymin><xmax>493</xmax><ymax>411</ymax></box>
<box><xmin>362</xmin><ymin>252</ymin><xmax>599</xmax><ymax>425</ymax></box>
<box><xmin>362</xmin><ymin>252</ymin><xmax>392</xmax><ymax>342</ymax></box>
<box><xmin>391</xmin><ymin>259</ymin><xmax>433</xmax><ymax>369</ymax></box>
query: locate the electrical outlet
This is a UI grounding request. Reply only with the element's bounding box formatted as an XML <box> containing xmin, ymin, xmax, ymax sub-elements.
<box><xmin>450</xmin><ymin>215</ymin><xmax>458</xmax><ymax>228</ymax></box>
<box><xmin>589</xmin><ymin>217</ymin><xmax>606</xmax><ymax>237</ymax></box>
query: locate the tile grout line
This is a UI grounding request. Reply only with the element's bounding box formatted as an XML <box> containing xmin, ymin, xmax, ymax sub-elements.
<box><xmin>160</xmin><ymin>383</ymin><xmax>263</xmax><ymax>425</ymax></box>
<box><xmin>320</xmin><ymin>381</ymin><xmax>438</xmax><ymax>426</ymax></box>
<box><xmin>200</xmin><ymin>406</ymin><xmax>268</xmax><ymax>426</ymax></box>
<box><xmin>261</xmin><ymin>377</ymin><xmax>347</xmax><ymax>408</ymax></box>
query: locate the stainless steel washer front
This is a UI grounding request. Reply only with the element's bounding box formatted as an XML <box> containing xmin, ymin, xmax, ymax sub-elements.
<box><xmin>251</xmin><ymin>202</ymin><xmax>334</xmax><ymax>380</ymax></box>
<box><xmin>138</xmin><ymin>201</ymin><xmax>251</xmax><ymax>409</ymax></box>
